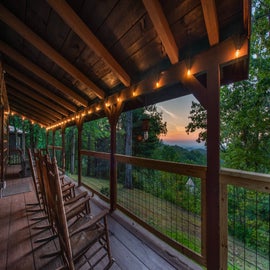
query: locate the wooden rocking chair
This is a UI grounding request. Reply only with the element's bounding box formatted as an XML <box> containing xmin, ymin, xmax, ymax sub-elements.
<box><xmin>27</xmin><ymin>149</ymin><xmax>91</xmax><ymax>245</ymax></box>
<box><xmin>45</xmin><ymin>156</ymin><xmax>114</xmax><ymax>269</ymax></box>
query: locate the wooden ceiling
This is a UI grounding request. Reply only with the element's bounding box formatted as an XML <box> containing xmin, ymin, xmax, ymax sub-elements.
<box><xmin>0</xmin><ymin>0</ymin><xmax>250</xmax><ymax>128</ymax></box>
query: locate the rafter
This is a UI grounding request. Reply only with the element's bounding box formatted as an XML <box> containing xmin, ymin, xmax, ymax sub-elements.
<box><xmin>142</xmin><ymin>0</ymin><xmax>178</xmax><ymax>64</ymax></box>
<box><xmin>10</xmin><ymin>101</ymin><xmax>53</xmax><ymax>126</ymax></box>
<box><xmin>5</xmin><ymin>65</ymin><xmax>68</xmax><ymax>114</ymax></box>
<box><xmin>0</xmin><ymin>4</ymin><xmax>105</xmax><ymax>99</ymax></box>
<box><xmin>7</xmin><ymin>87</ymin><xmax>62</xmax><ymax>120</ymax></box>
<box><xmin>9</xmin><ymin>98</ymin><xmax>58</xmax><ymax>124</ymax></box>
<box><xmin>0</xmin><ymin>40</ymin><xmax>76</xmax><ymax>112</ymax></box>
<box><xmin>200</xmin><ymin>0</ymin><xmax>219</xmax><ymax>46</ymax></box>
<box><xmin>47</xmin><ymin>0</ymin><xmax>131</xmax><ymax>87</ymax></box>
<box><xmin>6</xmin><ymin>77</ymin><xmax>69</xmax><ymax>116</ymax></box>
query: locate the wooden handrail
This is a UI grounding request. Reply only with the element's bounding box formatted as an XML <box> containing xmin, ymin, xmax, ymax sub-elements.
<box><xmin>220</xmin><ymin>168</ymin><xmax>270</xmax><ymax>194</ymax></box>
<box><xmin>80</xmin><ymin>150</ymin><xmax>207</xmax><ymax>179</ymax></box>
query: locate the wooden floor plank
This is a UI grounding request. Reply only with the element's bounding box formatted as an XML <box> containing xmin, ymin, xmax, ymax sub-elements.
<box><xmin>0</xmin><ymin>196</ymin><xmax>11</xmax><ymax>269</ymax></box>
<box><xmin>1</xmin><ymin>169</ymin><xmax>198</xmax><ymax>270</ymax></box>
<box><xmin>25</xmin><ymin>190</ymin><xmax>64</xmax><ymax>270</ymax></box>
<box><xmin>6</xmin><ymin>193</ymin><xmax>35</xmax><ymax>270</ymax></box>
<box><xmin>108</xmin><ymin>216</ymin><xmax>176</xmax><ymax>270</ymax></box>
<box><xmin>110</xmin><ymin>234</ymin><xmax>149</xmax><ymax>270</ymax></box>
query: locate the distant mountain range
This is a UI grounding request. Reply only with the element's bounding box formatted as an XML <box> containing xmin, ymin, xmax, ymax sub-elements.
<box><xmin>163</xmin><ymin>140</ymin><xmax>206</xmax><ymax>150</ymax></box>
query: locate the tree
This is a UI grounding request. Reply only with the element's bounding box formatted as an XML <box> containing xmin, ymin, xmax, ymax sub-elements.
<box><xmin>185</xmin><ymin>0</ymin><xmax>270</xmax><ymax>173</ymax></box>
<box><xmin>132</xmin><ymin>105</ymin><xmax>167</xmax><ymax>158</ymax></box>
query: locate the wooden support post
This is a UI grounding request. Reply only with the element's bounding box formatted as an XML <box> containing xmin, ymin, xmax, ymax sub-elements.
<box><xmin>61</xmin><ymin>125</ymin><xmax>66</xmax><ymax>173</ymax></box>
<box><xmin>104</xmin><ymin>102</ymin><xmax>124</xmax><ymax>212</ymax></box>
<box><xmin>76</xmin><ymin>120</ymin><xmax>83</xmax><ymax>186</ymax></box>
<box><xmin>0</xmin><ymin>109</ymin><xmax>4</xmax><ymax>182</ymax></box>
<box><xmin>206</xmin><ymin>64</ymin><xmax>220</xmax><ymax>270</ymax></box>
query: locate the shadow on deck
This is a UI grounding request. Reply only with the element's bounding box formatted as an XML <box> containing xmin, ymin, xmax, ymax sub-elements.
<box><xmin>0</xmin><ymin>165</ymin><xmax>201</xmax><ymax>270</ymax></box>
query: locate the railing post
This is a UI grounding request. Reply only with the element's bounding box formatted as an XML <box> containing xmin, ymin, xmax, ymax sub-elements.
<box><xmin>61</xmin><ymin>125</ymin><xmax>66</xmax><ymax>173</ymax></box>
<box><xmin>76</xmin><ymin>120</ymin><xmax>83</xmax><ymax>186</ymax></box>
<box><xmin>104</xmin><ymin>102</ymin><xmax>123</xmax><ymax>212</ymax></box>
<box><xmin>220</xmin><ymin>181</ymin><xmax>228</xmax><ymax>269</ymax></box>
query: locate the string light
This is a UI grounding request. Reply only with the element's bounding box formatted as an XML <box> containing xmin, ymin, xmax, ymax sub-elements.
<box><xmin>235</xmin><ymin>49</ymin><xmax>240</xmax><ymax>58</ymax></box>
<box><xmin>187</xmin><ymin>69</ymin><xmax>191</xmax><ymax>76</ymax></box>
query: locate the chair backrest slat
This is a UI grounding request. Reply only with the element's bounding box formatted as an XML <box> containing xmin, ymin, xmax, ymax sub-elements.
<box><xmin>45</xmin><ymin>156</ymin><xmax>74</xmax><ymax>269</ymax></box>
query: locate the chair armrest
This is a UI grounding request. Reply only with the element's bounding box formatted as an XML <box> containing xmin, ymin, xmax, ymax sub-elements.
<box><xmin>62</xmin><ymin>183</ymin><xmax>75</xmax><ymax>193</ymax></box>
<box><xmin>64</xmin><ymin>191</ymin><xmax>88</xmax><ymax>206</ymax></box>
<box><xmin>65</xmin><ymin>196</ymin><xmax>90</xmax><ymax>215</ymax></box>
<box><xmin>70</xmin><ymin>210</ymin><xmax>109</xmax><ymax>237</ymax></box>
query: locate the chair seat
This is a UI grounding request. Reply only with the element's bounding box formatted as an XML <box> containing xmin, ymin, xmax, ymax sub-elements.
<box><xmin>70</xmin><ymin>218</ymin><xmax>105</xmax><ymax>260</ymax></box>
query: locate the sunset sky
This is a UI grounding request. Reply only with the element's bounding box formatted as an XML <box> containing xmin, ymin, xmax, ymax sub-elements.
<box><xmin>156</xmin><ymin>94</ymin><xmax>201</xmax><ymax>146</ymax></box>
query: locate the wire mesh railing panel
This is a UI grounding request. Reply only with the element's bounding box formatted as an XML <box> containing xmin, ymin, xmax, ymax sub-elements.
<box><xmin>228</xmin><ymin>186</ymin><xmax>270</xmax><ymax>270</ymax></box>
<box><xmin>117</xmin><ymin>162</ymin><xmax>202</xmax><ymax>254</ymax></box>
<box><xmin>81</xmin><ymin>155</ymin><xmax>110</xmax><ymax>198</ymax></box>
<box><xmin>55</xmin><ymin>149</ymin><xmax>62</xmax><ymax>168</ymax></box>
<box><xmin>8</xmin><ymin>149</ymin><xmax>22</xmax><ymax>165</ymax></box>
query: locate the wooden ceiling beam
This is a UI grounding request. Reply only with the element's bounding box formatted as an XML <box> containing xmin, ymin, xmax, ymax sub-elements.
<box><xmin>10</xmin><ymin>101</ymin><xmax>53</xmax><ymax>126</ymax></box>
<box><xmin>6</xmin><ymin>77</ymin><xmax>69</xmax><ymax>116</ymax></box>
<box><xmin>0</xmin><ymin>42</ymin><xmax>78</xmax><ymax>111</ymax></box>
<box><xmin>4</xmin><ymin>64</ymin><xmax>68</xmax><ymax>115</ymax></box>
<box><xmin>200</xmin><ymin>0</ymin><xmax>219</xmax><ymax>46</ymax></box>
<box><xmin>47</xmin><ymin>0</ymin><xmax>131</xmax><ymax>87</ymax></box>
<box><xmin>7</xmin><ymin>87</ymin><xmax>63</xmax><ymax>120</ymax></box>
<box><xmin>0</xmin><ymin>4</ymin><xmax>105</xmax><ymax>99</ymax></box>
<box><xmin>11</xmin><ymin>104</ymin><xmax>53</xmax><ymax>126</ymax></box>
<box><xmin>142</xmin><ymin>0</ymin><xmax>178</xmax><ymax>64</ymax></box>
<box><xmin>104</xmin><ymin>37</ymin><xmax>249</xmax><ymax>110</ymax></box>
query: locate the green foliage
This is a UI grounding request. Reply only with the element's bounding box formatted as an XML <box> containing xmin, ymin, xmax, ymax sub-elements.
<box><xmin>152</xmin><ymin>144</ymin><xmax>206</xmax><ymax>165</ymax></box>
<box><xmin>8</xmin><ymin>115</ymin><xmax>46</xmax><ymax>149</ymax></box>
<box><xmin>100</xmin><ymin>186</ymin><xmax>110</xmax><ymax>197</ymax></box>
<box><xmin>228</xmin><ymin>186</ymin><xmax>270</xmax><ymax>255</ymax></box>
<box><xmin>130</xmin><ymin>105</ymin><xmax>167</xmax><ymax>158</ymax></box>
<box><xmin>185</xmin><ymin>101</ymin><xmax>207</xmax><ymax>144</ymax></box>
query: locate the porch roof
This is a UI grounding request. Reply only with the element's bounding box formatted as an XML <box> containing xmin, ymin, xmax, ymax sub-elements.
<box><xmin>0</xmin><ymin>0</ymin><xmax>251</xmax><ymax>127</ymax></box>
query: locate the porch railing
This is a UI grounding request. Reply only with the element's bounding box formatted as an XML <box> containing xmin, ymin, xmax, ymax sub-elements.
<box><xmin>80</xmin><ymin>149</ymin><xmax>207</xmax><ymax>266</ymax></box>
<box><xmin>49</xmin><ymin>146</ymin><xmax>270</xmax><ymax>269</ymax></box>
<box><xmin>220</xmin><ymin>169</ymin><xmax>270</xmax><ymax>270</ymax></box>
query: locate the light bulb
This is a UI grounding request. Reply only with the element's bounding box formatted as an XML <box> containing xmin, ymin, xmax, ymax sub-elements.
<box><xmin>143</xmin><ymin>131</ymin><xmax>149</xmax><ymax>141</ymax></box>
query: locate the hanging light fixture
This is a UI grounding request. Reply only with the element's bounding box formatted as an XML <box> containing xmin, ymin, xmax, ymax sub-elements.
<box><xmin>142</xmin><ymin>118</ymin><xmax>149</xmax><ymax>141</ymax></box>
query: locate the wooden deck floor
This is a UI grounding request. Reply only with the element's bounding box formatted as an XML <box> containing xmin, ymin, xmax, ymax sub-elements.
<box><xmin>0</xmin><ymin>165</ymin><xmax>201</xmax><ymax>270</ymax></box>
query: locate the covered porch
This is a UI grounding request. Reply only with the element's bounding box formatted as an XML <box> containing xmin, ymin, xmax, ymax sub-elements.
<box><xmin>0</xmin><ymin>1</ymin><xmax>263</xmax><ymax>269</ymax></box>
<box><xmin>0</xmin><ymin>165</ymin><xmax>200</xmax><ymax>270</ymax></box>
